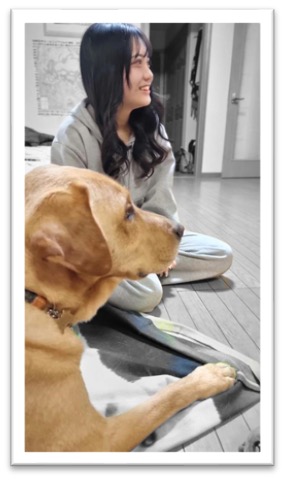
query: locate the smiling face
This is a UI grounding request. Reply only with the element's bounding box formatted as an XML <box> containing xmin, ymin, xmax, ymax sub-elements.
<box><xmin>122</xmin><ymin>38</ymin><xmax>154</xmax><ymax>112</ymax></box>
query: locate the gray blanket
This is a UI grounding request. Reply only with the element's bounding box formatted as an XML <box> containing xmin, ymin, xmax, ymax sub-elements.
<box><xmin>79</xmin><ymin>305</ymin><xmax>260</xmax><ymax>452</ymax></box>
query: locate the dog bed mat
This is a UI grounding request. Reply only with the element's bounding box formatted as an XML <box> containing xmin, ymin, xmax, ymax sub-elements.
<box><xmin>78</xmin><ymin>305</ymin><xmax>260</xmax><ymax>452</ymax></box>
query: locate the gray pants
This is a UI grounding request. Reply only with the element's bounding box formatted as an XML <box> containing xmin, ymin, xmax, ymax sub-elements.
<box><xmin>108</xmin><ymin>231</ymin><xmax>233</xmax><ymax>313</ymax></box>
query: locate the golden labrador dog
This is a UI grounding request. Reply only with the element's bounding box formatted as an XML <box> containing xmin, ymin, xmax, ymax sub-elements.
<box><xmin>25</xmin><ymin>164</ymin><xmax>236</xmax><ymax>452</ymax></box>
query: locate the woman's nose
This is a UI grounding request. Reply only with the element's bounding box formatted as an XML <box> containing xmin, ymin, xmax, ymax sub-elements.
<box><xmin>144</xmin><ymin>65</ymin><xmax>153</xmax><ymax>81</ymax></box>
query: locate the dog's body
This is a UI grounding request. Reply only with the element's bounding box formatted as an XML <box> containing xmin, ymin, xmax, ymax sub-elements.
<box><xmin>25</xmin><ymin>164</ymin><xmax>236</xmax><ymax>452</ymax></box>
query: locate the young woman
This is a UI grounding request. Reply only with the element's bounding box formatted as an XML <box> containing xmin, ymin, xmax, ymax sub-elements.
<box><xmin>51</xmin><ymin>23</ymin><xmax>233</xmax><ymax>313</ymax></box>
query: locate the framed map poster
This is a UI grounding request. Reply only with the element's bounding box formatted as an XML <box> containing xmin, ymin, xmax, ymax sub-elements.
<box><xmin>33</xmin><ymin>39</ymin><xmax>84</xmax><ymax>116</ymax></box>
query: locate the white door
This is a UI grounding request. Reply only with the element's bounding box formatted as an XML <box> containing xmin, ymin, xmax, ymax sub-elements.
<box><xmin>222</xmin><ymin>24</ymin><xmax>260</xmax><ymax>178</ymax></box>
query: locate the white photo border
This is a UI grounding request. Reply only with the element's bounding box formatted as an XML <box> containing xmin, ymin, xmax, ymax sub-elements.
<box><xmin>11</xmin><ymin>8</ymin><xmax>274</xmax><ymax>466</ymax></box>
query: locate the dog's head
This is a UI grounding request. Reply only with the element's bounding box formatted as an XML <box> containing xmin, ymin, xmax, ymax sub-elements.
<box><xmin>25</xmin><ymin>165</ymin><xmax>183</xmax><ymax>320</ymax></box>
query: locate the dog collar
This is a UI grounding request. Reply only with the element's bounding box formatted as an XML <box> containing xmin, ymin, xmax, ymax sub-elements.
<box><xmin>25</xmin><ymin>289</ymin><xmax>63</xmax><ymax>319</ymax></box>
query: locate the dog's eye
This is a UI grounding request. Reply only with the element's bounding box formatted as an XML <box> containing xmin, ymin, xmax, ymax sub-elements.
<box><xmin>125</xmin><ymin>205</ymin><xmax>135</xmax><ymax>221</ymax></box>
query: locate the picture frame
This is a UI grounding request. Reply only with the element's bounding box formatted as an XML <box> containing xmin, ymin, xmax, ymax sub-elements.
<box><xmin>44</xmin><ymin>23</ymin><xmax>91</xmax><ymax>37</ymax></box>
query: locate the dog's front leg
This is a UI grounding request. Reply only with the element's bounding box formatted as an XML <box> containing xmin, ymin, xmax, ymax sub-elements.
<box><xmin>101</xmin><ymin>362</ymin><xmax>236</xmax><ymax>452</ymax></box>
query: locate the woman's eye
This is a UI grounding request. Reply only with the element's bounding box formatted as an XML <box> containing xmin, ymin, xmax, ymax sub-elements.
<box><xmin>125</xmin><ymin>206</ymin><xmax>135</xmax><ymax>221</ymax></box>
<box><xmin>131</xmin><ymin>57</ymin><xmax>151</xmax><ymax>67</ymax></box>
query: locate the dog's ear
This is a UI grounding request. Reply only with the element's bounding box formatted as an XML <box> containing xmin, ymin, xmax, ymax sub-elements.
<box><xmin>28</xmin><ymin>183</ymin><xmax>112</xmax><ymax>276</ymax></box>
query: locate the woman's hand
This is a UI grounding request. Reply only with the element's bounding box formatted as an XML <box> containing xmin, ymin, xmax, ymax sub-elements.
<box><xmin>159</xmin><ymin>259</ymin><xmax>177</xmax><ymax>278</ymax></box>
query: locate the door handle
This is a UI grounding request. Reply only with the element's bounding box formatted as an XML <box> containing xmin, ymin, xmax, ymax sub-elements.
<box><xmin>231</xmin><ymin>93</ymin><xmax>245</xmax><ymax>105</ymax></box>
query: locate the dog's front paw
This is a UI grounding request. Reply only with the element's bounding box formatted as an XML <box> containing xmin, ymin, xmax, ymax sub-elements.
<box><xmin>190</xmin><ymin>362</ymin><xmax>237</xmax><ymax>400</ymax></box>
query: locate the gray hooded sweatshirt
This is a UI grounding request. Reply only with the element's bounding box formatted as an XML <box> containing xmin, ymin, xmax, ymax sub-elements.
<box><xmin>51</xmin><ymin>100</ymin><xmax>179</xmax><ymax>222</ymax></box>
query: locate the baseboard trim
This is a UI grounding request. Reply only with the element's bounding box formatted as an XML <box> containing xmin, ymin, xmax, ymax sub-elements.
<box><xmin>200</xmin><ymin>172</ymin><xmax>221</xmax><ymax>178</ymax></box>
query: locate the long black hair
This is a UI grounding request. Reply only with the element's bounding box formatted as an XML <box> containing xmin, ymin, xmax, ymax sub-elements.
<box><xmin>80</xmin><ymin>23</ymin><xmax>169</xmax><ymax>179</ymax></box>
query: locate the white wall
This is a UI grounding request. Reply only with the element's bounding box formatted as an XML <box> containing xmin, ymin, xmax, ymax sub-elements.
<box><xmin>201</xmin><ymin>24</ymin><xmax>234</xmax><ymax>173</ymax></box>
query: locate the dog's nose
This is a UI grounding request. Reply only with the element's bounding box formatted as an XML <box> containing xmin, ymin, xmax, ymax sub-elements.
<box><xmin>172</xmin><ymin>222</ymin><xmax>185</xmax><ymax>240</ymax></box>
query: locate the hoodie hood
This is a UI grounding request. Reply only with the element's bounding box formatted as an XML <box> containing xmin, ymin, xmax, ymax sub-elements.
<box><xmin>70</xmin><ymin>99</ymin><xmax>103</xmax><ymax>144</ymax></box>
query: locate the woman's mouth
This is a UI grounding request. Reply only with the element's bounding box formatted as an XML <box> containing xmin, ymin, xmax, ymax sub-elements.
<box><xmin>140</xmin><ymin>86</ymin><xmax>151</xmax><ymax>93</ymax></box>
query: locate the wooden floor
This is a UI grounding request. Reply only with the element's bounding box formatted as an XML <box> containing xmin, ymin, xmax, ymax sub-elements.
<box><xmin>152</xmin><ymin>173</ymin><xmax>260</xmax><ymax>452</ymax></box>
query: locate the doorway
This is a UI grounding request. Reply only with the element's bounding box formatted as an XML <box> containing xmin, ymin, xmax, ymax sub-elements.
<box><xmin>150</xmin><ymin>24</ymin><xmax>188</xmax><ymax>152</ymax></box>
<box><xmin>222</xmin><ymin>24</ymin><xmax>260</xmax><ymax>178</ymax></box>
<box><xmin>150</xmin><ymin>23</ymin><xmax>205</xmax><ymax>176</ymax></box>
